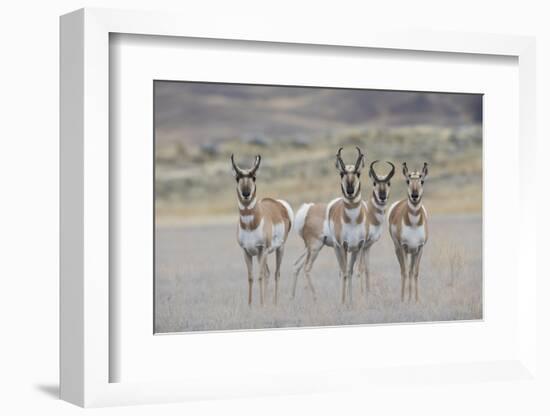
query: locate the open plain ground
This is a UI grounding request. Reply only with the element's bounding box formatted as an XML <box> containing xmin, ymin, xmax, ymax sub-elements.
<box><xmin>155</xmin><ymin>213</ymin><xmax>482</xmax><ymax>333</ymax></box>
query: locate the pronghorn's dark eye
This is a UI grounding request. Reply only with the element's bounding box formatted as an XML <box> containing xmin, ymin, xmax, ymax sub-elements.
<box><xmin>406</xmin><ymin>180</ymin><xmax>410</xmax><ymax>185</ymax></box>
<box><xmin>340</xmin><ymin>173</ymin><xmax>344</xmax><ymax>178</ymax></box>
<box><xmin>252</xmin><ymin>177</ymin><xmax>256</xmax><ymax>182</ymax></box>
<box><xmin>373</xmin><ymin>182</ymin><xmax>376</xmax><ymax>186</ymax></box>
<box><xmin>421</xmin><ymin>180</ymin><xmax>424</xmax><ymax>185</ymax></box>
<box><xmin>357</xmin><ymin>173</ymin><xmax>360</xmax><ymax>178</ymax></box>
<box><xmin>387</xmin><ymin>181</ymin><xmax>391</xmax><ymax>186</ymax></box>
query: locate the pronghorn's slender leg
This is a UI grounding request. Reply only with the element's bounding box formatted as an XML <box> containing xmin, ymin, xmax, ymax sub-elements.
<box><xmin>347</xmin><ymin>249</ymin><xmax>359</xmax><ymax>304</ymax></box>
<box><xmin>357</xmin><ymin>251</ymin><xmax>365</xmax><ymax>294</ymax></box>
<box><xmin>263</xmin><ymin>262</ymin><xmax>270</xmax><ymax>293</ymax></box>
<box><xmin>244</xmin><ymin>250</ymin><xmax>254</xmax><ymax>306</ymax></box>
<box><xmin>257</xmin><ymin>248</ymin><xmax>268</xmax><ymax>306</ymax></box>
<box><xmin>334</xmin><ymin>246</ymin><xmax>347</xmax><ymax>304</ymax></box>
<box><xmin>291</xmin><ymin>250</ymin><xmax>308</xmax><ymax>299</ymax></box>
<box><xmin>304</xmin><ymin>243</ymin><xmax>322</xmax><ymax>301</ymax></box>
<box><xmin>363</xmin><ymin>245</ymin><xmax>372</xmax><ymax>299</ymax></box>
<box><xmin>274</xmin><ymin>246</ymin><xmax>284</xmax><ymax>305</ymax></box>
<box><xmin>294</xmin><ymin>250</ymin><xmax>307</xmax><ymax>266</ymax></box>
<box><xmin>408</xmin><ymin>251</ymin><xmax>418</xmax><ymax>302</ymax></box>
<box><xmin>413</xmin><ymin>246</ymin><xmax>424</xmax><ymax>303</ymax></box>
<box><xmin>395</xmin><ymin>244</ymin><xmax>407</xmax><ymax>302</ymax></box>
<box><xmin>264</xmin><ymin>256</ymin><xmax>271</xmax><ymax>296</ymax></box>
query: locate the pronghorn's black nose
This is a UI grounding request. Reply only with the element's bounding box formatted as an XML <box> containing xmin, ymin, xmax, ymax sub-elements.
<box><xmin>346</xmin><ymin>186</ymin><xmax>354</xmax><ymax>195</ymax></box>
<box><xmin>242</xmin><ymin>190</ymin><xmax>251</xmax><ymax>198</ymax></box>
<box><xmin>411</xmin><ymin>192</ymin><xmax>419</xmax><ymax>200</ymax></box>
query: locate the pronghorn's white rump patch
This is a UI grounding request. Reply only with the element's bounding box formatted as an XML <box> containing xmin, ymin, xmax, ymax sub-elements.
<box><xmin>276</xmin><ymin>199</ymin><xmax>294</xmax><ymax>229</ymax></box>
<box><xmin>294</xmin><ymin>203</ymin><xmax>313</xmax><ymax>237</ymax></box>
<box><xmin>238</xmin><ymin>218</ymin><xmax>265</xmax><ymax>256</ymax></box>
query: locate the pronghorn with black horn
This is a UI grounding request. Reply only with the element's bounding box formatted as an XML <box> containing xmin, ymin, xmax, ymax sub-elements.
<box><xmin>328</xmin><ymin>146</ymin><xmax>368</xmax><ymax>304</ymax></box>
<box><xmin>231</xmin><ymin>154</ymin><xmax>294</xmax><ymax>306</ymax></box>
<box><xmin>292</xmin><ymin>147</ymin><xmax>365</xmax><ymax>299</ymax></box>
<box><xmin>292</xmin><ymin>147</ymin><xmax>367</xmax><ymax>302</ymax></box>
<box><xmin>387</xmin><ymin>162</ymin><xmax>429</xmax><ymax>302</ymax></box>
<box><xmin>355</xmin><ymin>160</ymin><xmax>395</xmax><ymax>297</ymax></box>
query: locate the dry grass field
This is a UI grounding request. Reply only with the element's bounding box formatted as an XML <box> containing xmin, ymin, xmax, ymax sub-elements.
<box><xmin>154</xmin><ymin>213</ymin><xmax>482</xmax><ymax>333</ymax></box>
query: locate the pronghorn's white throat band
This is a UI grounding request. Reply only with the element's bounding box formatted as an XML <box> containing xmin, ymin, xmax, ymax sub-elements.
<box><xmin>408</xmin><ymin>199</ymin><xmax>421</xmax><ymax>211</ymax></box>
<box><xmin>371</xmin><ymin>196</ymin><xmax>385</xmax><ymax>211</ymax></box>
<box><xmin>344</xmin><ymin>193</ymin><xmax>362</xmax><ymax>205</ymax></box>
<box><xmin>238</xmin><ymin>197</ymin><xmax>257</xmax><ymax>210</ymax></box>
<box><xmin>240</xmin><ymin>214</ymin><xmax>255</xmax><ymax>225</ymax></box>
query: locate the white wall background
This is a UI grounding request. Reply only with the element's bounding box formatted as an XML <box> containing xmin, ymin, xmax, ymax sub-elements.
<box><xmin>0</xmin><ymin>0</ymin><xmax>547</xmax><ymax>414</ymax></box>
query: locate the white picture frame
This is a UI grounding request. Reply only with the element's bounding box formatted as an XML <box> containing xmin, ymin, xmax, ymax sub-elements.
<box><xmin>60</xmin><ymin>8</ymin><xmax>537</xmax><ymax>407</ymax></box>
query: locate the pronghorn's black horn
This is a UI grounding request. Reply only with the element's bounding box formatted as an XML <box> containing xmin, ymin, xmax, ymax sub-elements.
<box><xmin>354</xmin><ymin>146</ymin><xmax>365</xmax><ymax>172</ymax></box>
<box><xmin>369</xmin><ymin>160</ymin><xmax>380</xmax><ymax>181</ymax></box>
<box><xmin>231</xmin><ymin>154</ymin><xmax>245</xmax><ymax>177</ymax></box>
<box><xmin>250</xmin><ymin>154</ymin><xmax>261</xmax><ymax>175</ymax></box>
<box><xmin>336</xmin><ymin>147</ymin><xmax>346</xmax><ymax>172</ymax></box>
<box><xmin>385</xmin><ymin>161</ymin><xmax>395</xmax><ymax>181</ymax></box>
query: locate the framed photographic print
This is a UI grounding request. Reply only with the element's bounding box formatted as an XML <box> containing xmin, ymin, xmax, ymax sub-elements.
<box><xmin>60</xmin><ymin>8</ymin><xmax>538</xmax><ymax>407</ymax></box>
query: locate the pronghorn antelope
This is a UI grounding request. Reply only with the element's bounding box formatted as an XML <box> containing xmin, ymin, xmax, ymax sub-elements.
<box><xmin>388</xmin><ymin>162</ymin><xmax>429</xmax><ymax>302</ymax></box>
<box><xmin>355</xmin><ymin>160</ymin><xmax>395</xmax><ymax>298</ymax></box>
<box><xmin>292</xmin><ymin>147</ymin><xmax>367</xmax><ymax>303</ymax></box>
<box><xmin>231</xmin><ymin>154</ymin><xmax>294</xmax><ymax>306</ymax></box>
<box><xmin>329</xmin><ymin>147</ymin><xmax>368</xmax><ymax>304</ymax></box>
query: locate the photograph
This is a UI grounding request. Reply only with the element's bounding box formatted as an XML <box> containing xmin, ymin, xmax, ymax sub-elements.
<box><xmin>154</xmin><ymin>81</ymin><xmax>483</xmax><ymax>333</ymax></box>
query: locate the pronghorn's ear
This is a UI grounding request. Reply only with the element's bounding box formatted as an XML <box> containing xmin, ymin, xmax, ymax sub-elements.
<box><xmin>230</xmin><ymin>154</ymin><xmax>239</xmax><ymax>178</ymax></box>
<box><xmin>402</xmin><ymin>162</ymin><xmax>409</xmax><ymax>178</ymax></box>
<box><xmin>422</xmin><ymin>162</ymin><xmax>429</xmax><ymax>178</ymax></box>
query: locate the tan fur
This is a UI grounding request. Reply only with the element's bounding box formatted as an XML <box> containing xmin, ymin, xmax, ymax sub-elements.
<box><xmin>388</xmin><ymin>163</ymin><xmax>429</xmax><ymax>303</ymax></box>
<box><xmin>302</xmin><ymin>203</ymin><xmax>327</xmax><ymax>247</ymax></box>
<box><xmin>293</xmin><ymin>147</ymin><xmax>366</xmax><ymax>303</ymax></box>
<box><xmin>328</xmin><ymin>199</ymin><xmax>366</xmax><ymax>245</ymax></box>
<box><xmin>232</xmin><ymin>154</ymin><xmax>293</xmax><ymax>306</ymax></box>
<box><xmin>365</xmin><ymin>205</ymin><xmax>382</xmax><ymax>226</ymax></box>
